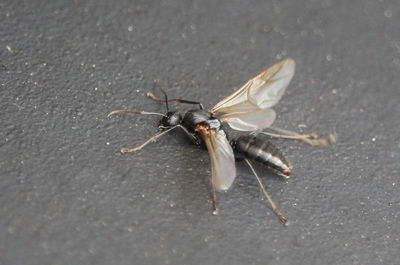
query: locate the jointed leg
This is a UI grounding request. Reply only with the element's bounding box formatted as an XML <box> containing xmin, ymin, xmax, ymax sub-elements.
<box><xmin>261</xmin><ymin>131</ymin><xmax>317</xmax><ymax>140</ymax></box>
<box><xmin>120</xmin><ymin>125</ymin><xmax>179</xmax><ymax>153</ymax></box>
<box><xmin>177</xmin><ymin>125</ymin><xmax>198</xmax><ymax>143</ymax></box>
<box><xmin>262</xmin><ymin>127</ymin><xmax>335</xmax><ymax>146</ymax></box>
<box><xmin>156</xmin><ymin>124</ymin><xmax>197</xmax><ymax>143</ymax></box>
<box><xmin>244</xmin><ymin>159</ymin><xmax>289</xmax><ymax>226</ymax></box>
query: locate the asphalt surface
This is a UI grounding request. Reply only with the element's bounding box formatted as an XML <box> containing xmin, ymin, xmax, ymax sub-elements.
<box><xmin>1</xmin><ymin>1</ymin><xmax>399</xmax><ymax>264</ymax></box>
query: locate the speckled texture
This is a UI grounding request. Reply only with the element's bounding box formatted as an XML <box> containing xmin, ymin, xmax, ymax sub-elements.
<box><xmin>1</xmin><ymin>1</ymin><xmax>399</xmax><ymax>264</ymax></box>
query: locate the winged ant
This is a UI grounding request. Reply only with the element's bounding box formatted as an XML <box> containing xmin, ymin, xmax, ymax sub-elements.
<box><xmin>108</xmin><ymin>59</ymin><xmax>335</xmax><ymax>225</ymax></box>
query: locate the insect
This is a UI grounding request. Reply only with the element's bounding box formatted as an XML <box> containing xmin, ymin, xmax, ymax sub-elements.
<box><xmin>108</xmin><ymin>59</ymin><xmax>335</xmax><ymax>225</ymax></box>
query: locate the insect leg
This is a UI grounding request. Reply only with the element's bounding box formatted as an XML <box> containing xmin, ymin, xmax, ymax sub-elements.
<box><xmin>262</xmin><ymin>127</ymin><xmax>335</xmax><ymax>146</ymax></box>
<box><xmin>177</xmin><ymin>125</ymin><xmax>198</xmax><ymax>143</ymax></box>
<box><xmin>244</xmin><ymin>159</ymin><xmax>289</xmax><ymax>226</ymax></box>
<box><xmin>120</xmin><ymin>125</ymin><xmax>179</xmax><ymax>153</ymax></box>
<box><xmin>260</xmin><ymin>131</ymin><xmax>317</xmax><ymax>140</ymax></box>
<box><xmin>158</xmin><ymin>124</ymin><xmax>198</xmax><ymax>143</ymax></box>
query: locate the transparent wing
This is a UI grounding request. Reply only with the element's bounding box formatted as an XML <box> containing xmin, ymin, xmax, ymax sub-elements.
<box><xmin>200</xmin><ymin>128</ymin><xmax>236</xmax><ymax>191</ymax></box>
<box><xmin>211</xmin><ymin>59</ymin><xmax>295</xmax><ymax>114</ymax></box>
<box><xmin>219</xmin><ymin>108</ymin><xmax>276</xmax><ymax>131</ymax></box>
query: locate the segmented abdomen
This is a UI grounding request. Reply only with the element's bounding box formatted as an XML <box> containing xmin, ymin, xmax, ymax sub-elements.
<box><xmin>232</xmin><ymin>134</ymin><xmax>291</xmax><ymax>176</ymax></box>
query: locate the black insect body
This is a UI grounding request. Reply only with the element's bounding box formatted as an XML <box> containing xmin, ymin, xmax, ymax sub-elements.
<box><xmin>159</xmin><ymin>111</ymin><xmax>182</xmax><ymax>127</ymax></box>
<box><xmin>109</xmin><ymin>59</ymin><xmax>335</xmax><ymax>225</ymax></box>
<box><xmin>231</xmin><ymin>134</ymin><xmax>291</xmax><ymax>177</ymax></box>
<box><xmin>182</xmin><ymin>109</ymin><xmax>221</xmax><ymax>135</ymax></box>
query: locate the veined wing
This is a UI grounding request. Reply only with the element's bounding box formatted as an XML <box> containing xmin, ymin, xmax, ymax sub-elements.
<box><xmin>210</xmin><ymin>59</ymin><xmax>295</xmax><ymax>131</ymax></box>
<box><xmin>196</xmin><ymin>126</ymin><xmax>236</xmax><ymax>191</ymax></box>
<box><xmin>211</xmin><ymin>59</ymin><xmax>295</xmax><ymax>114</ymax></box>
<box><xmin>218</xmin><ymin>108</ymin><xmax>276</xmax><ymax>132</ymax></box>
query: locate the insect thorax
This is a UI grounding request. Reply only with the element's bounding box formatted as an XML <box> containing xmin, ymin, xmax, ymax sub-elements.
<box><xmin>182</xmin><ymin>109</ymin><xmax>221</xmax><ymax>133</ymax></box>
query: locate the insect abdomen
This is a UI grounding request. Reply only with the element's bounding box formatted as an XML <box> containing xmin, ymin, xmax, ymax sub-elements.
<box><xmin>232</xmin><ymin>135</ymin><xmax>291</xmax><ymax>176</ymax></box>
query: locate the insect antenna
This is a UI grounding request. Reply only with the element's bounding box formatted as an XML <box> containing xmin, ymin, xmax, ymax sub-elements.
<box><xmin>107</xmin><ymin>110</ymin><xmax>165</xmax><ymax>118</ymax></box>
<box><xmin>244</xmin><ymin>159</ymin><xmax>289</xmax><ymax>226</ymax></box>
<box><xmin>147</xmin><ymin>81</ymin><xmax>204</xmax><ymax>110</ymax></box>
<box><xmin>154</xmin><ymin>79</ymin><xmax>170</xmax><ymax>112</ymax></box>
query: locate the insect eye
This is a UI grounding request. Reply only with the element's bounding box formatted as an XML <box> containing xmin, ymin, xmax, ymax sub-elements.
<box><xmin>159</xmin><ymin>112</ymin><xmax>181</xmax><ymax>127</ymax></box>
